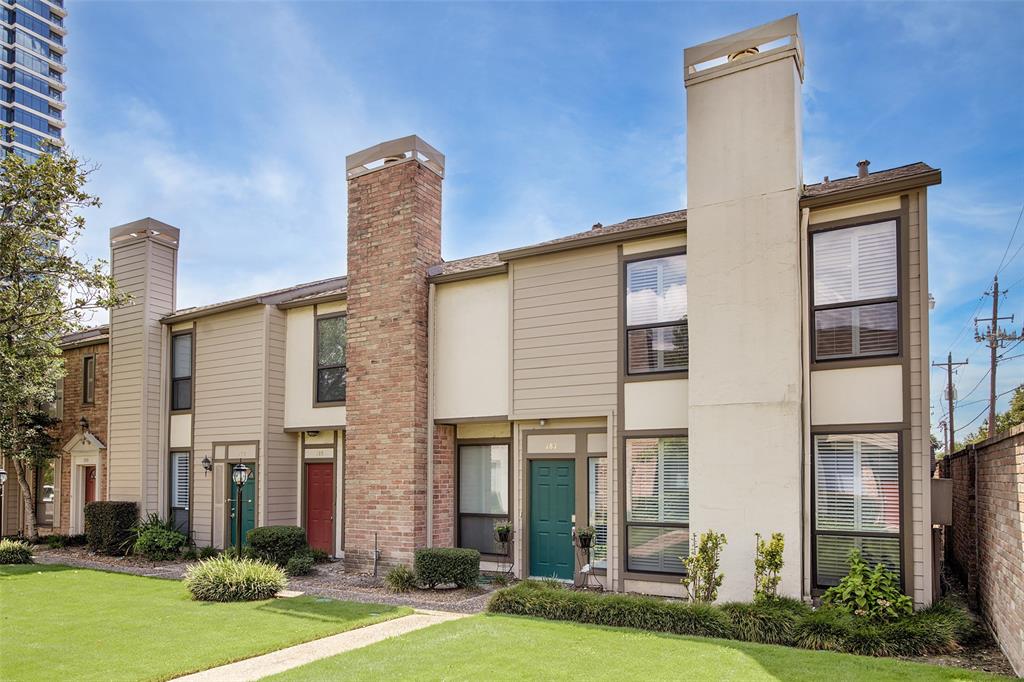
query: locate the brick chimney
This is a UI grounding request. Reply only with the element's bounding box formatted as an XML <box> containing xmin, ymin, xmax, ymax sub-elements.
<box><xmin>343</xmin><ymin>136</ymin><xmax>445</xmax><ymax>570</ymax></box>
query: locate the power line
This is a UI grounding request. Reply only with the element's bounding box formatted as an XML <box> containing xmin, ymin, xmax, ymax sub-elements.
<box><xmin>996</xmin><ymin>200</ymin><xmax>1024</xmax><ymax>273</ymax></box>
<box><xmin>954</xmin><ymin>404</ymin><xmax>989</xmax><ymax>434</ymax></box>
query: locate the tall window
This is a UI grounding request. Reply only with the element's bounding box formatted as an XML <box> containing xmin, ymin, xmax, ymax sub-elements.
<box><xmin>814</xmin><ymin>433</ymin><xmax>900</xmax><ymax>587</ymax></box>
<box><xmin>82</xmin><ymin>355</ymin><xmax>95</xmax><ymax>404</ymax></box>
<box><xmin>625</xmin><ymin>253</ymin><xmax>687</xmax><ymax>374</ymax></box>
<box><xmin>316</xmin><ymin>315</ymin><xmax>346</xmax><ymax>404</ymax></box>
<box><xmin>171</xmin><ymin>333</ymin><xmax>192</xmax><ymax>411</ymax></box>
<box><xmin>625</xmin><ymin>436</ymin><xmax>689</xmax><ymax>574</ymax></box>
<box><xmin>812</xmin><ymin>221</ymin><xmax>898</xmax><ymax>361</ymax></box>
<box><xmin>35</xmin><ymin>460</ymin><xmax>54</xmax><ymax>526</ymax></box>
<box><xmin>588</xmin><ymin>457</ymin><xmax>608</xmax><ymax>570</ymax></box>
<box><xmin>169</xmin><ymin>452</ymin><xmax>190</xmax><ymax>536</ymax></box>
<box><xmin>458</xmin><ymin>444</ymin><xmax>509</xmax><ymax>556</ymax></box>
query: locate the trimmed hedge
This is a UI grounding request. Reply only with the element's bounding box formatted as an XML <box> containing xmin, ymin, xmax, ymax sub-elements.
<box><xmin>84</xmin><ymin>501</ymin><xmax>138</xmax><ymax>555</ymax></box>
<box><xmin>285</xmin><ymin>553</ymin><xmax>314</xmax><ymax>576</ymax></box>
<box><xmin>133</xmin><ymin>527</ymin><xmax>188</xmax><ymax>561</ymax></box>
<box><xmin>247</xmin><ymin>526</ymin><xmax>308</xmax><ymax>566</ymax></box>
<box><xmin>721</xmin><ymin>598</ymin><xmax>810</xmax><ymax>645</ymax></box>
<box><xmin>0</xmin><ymin>538</ymin><xmax>33</xmax><ymax>564</ymax></box>
<box><xmin>184</xmin><ymin>556</ymin><xmax>287</xmax><ymax>602</ymax></box>
<box><xmin>414</xmin><ymin>548</ymin><xmax>480</xmax><ymax>588</ymax></box>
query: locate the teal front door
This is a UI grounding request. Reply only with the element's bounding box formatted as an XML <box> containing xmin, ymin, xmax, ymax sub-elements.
<box><xmin>229</xmin><ymin>473</ymin><xmax>256</xmax><ymax>547</ymax></box>
<box><xmin>530</xmin><ymin>460</ymin><xmax>575</xmax><ymax>580</ymax></box>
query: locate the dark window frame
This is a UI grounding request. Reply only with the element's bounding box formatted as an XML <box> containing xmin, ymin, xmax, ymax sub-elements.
<box><xmin>168</xmin><ymin>450</ymin><xmax>191</xmax><ymax>537</ymax></box>
<box><xmin>623</xmin><ymin>433</ymin><xmax>690</xmax><ymax>576</ymax></box>
<box><xmin>456</xmin><ymin>438</ymin><xmax>513</xmax><ymax>560</ymax></box>
<box><xmin>82</xmin><ymin>353</ymin><xmax>95</xmax><ymax>404</ymax></box>
<box><xmin>170</xmin><ymin>330</ymin><xmax>193</xmax><ymax>413</ymax></box>
<box><xmin>314</xmin><ymin>312</ymin><xmax>347</xmax><ymax>407</ymax></box>
<box><xmin>623</xmin><ymin>248</ymin><xmax>688</xmax><ymax>377</ymax></box>
<box><xmin>586</xmin><ymin>454</ymin><xmax>609</xmax><ymax>571</ymax></box>
<box><xmin>810</xmin><ymin>218</ymin><xmax>901</xmax><ymax>364</ymax></box>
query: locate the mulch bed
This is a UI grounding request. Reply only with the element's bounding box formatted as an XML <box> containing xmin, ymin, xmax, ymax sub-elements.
<box><xmin>906</xmin><ymin>638</ymin><xmax>1017</xmax><ymax>677</ymax></box>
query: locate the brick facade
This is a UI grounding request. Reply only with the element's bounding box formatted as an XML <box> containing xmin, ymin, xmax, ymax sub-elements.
<box><xmin>941</xmin><ymin>428</ymin><xmax>1024</xmax><ymax>676</ymax></box>
<box><xmin>432</xmin><ymin>424</ymin><xmax>455</xmax><ymax>547</ymax></box>
<box><xmin>344</xmin><ymin>158</ymin><xmax>443</xmax><ymax>570</ymax></box>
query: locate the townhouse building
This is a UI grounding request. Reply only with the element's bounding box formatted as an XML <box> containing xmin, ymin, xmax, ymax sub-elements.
<box><xmin>3</xmin><ymin>16</ymin><xmax>944</xmax><ymax>606</ymax></box>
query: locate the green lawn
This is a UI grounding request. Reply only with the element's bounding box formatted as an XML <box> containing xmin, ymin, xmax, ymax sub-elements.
<box><xmin>269</xmin><ymin>614</ymin><xmax>1006</xmax><ymax>682</ymax></box>
<box><xmin>0</xmin><ymin>564</ymin><xmax>410</xmax><ymax>682</ymax></box>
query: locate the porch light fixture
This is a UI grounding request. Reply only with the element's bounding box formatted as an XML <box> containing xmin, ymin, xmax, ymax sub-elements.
<box><xmin>201</xmin><ymin>455</ymin><xmax>212</xmax><ymax>475</ymax></box>
<box><xmin>231</xmin><ymin>463</ymin><xmax>252</xmax><ymax>557</ymax></box>
<box><xmin>0</xmin><ymin>468</ymin><xmax>6</xmax><ymax>488</ymax></box>
<box><xmin>79</xmin><ymin>416</ymin><xmax>88</xmax><ymax>431</ymax></box>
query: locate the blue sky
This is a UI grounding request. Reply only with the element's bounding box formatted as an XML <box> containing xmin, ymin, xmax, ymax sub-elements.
<box><xmin>64</xmin><ymin>1</ymin><xmax>1022</xmax><ymax>442</ymax></box>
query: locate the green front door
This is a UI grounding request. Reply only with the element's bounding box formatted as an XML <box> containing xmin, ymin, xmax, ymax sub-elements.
<box><xmin>229</xmin><ymin>473</ymin><xmax>256</xmax><ymax>547</ymax></box>
<box><xmin>530</xmin><ymin>460</ymin><xmax>575</xmax><ymax>580</ymax></box>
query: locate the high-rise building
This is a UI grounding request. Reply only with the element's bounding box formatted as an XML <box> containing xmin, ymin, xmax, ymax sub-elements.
<box><xmin>0</xmin><ymin>0</ymin><xmax>66</xmax><ymax>161</ymax></box>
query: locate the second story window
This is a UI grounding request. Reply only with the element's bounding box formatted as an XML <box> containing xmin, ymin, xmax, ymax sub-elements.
<box><xmin>171</xmin><ymin>332</ymin><xmax>192</xmax><ymax>411</ymax></box>
<box><xmin>82</xmin><ymin>355</ymin><xmax>95</xmax><ymax>404</ymax></box>
<box><xmin>316</xmin><ymin>314</ymin><xmax>346</xmax><ymax>404</ymax></box>
<box><xmin>812</xmin><ymin>221</ymin><xmax>899</xmax><ymax>361</ymax></box>
<box><xmin>625</xmin><ymin>253</ymin><xmax>688</xmax><ymax>374</ymax></box>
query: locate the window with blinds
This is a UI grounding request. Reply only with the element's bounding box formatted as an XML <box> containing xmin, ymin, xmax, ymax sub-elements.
<box><xmin>625</xmin><ymin>436</ymin><xmax>689</xmax><ymax>574</ymax></box>
<box><xmin>458</xmin><ymin>444</ymin><xmax>510</xmax><ymax>556</ymax></box>
<box><xmin>170</xmin><ymin>452</ymin><xmax>190</xmax><ymax>536</ymax></box>
<box><xmin>171</xmin><ymin>333</ymin><xmax>192</xmax><ymax>410</ymax></box>
<box><xmin>814</xmin><ymin>433</ymin><xmax>900</xmax><ymax>587</ymax></box>
<box><xmin>812</xmin><ymin>221</ymin><xmax>898</xmax><ymax>361</ymax></box>
<box><xmin>588</xmin><ymin>457</ymin><xmax>608</xmax><ymax>570</ymax></box>
<box><xmin>625</xmin><ymin>253</ymin><xmax>688</xmax><ymax>374</ymax></box>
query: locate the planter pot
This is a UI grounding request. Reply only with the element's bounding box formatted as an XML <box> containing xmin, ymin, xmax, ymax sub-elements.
<box><xmin>578</xmin><ymin>536</ymin><xmax>593</xmax><ymax>549</ymax></box>
<box><xmin>496</xmin><ymin>530</ymin><xmax>511</xmax><ymax>544</ymax></box>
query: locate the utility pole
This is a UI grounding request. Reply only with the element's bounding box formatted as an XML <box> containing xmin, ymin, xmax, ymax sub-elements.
<box><xmin>974</xmin><ymin>274</ymin><xmax>1021</xmax><ymax>437</ymax></box>
<box><xmin>932</xmin><ymin>352</ymin><xmax>968</xmax><ymax>452</ymax></box>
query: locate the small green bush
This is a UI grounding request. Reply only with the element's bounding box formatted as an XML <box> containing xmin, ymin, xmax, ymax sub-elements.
<box><xmin>182</xmin><ymin>548</ymin><xmax>199</xmax><ymax>561</ymax></box>
<box><xmin>385</xmin><ymin>565</ymin><xmax>417</xmax><ymax>593</ymax></box>
<box><xmin>821</xmin><ymin>550</ymin><xmax>912</xmax><ymax>622</ymax></box>
<box><xmin>721</xmin><ymin>598</ymin><xmax>809</xmax><ymax>645</ymax></box>
<box><xmin>793</xmin><ymin>606</ymin><xmax>854</xmax><ymax>651</ymax></box>
<box><xmin>133</xmin><ymin>526</ymin><xmax>188</xmax><ymax>561</ymax></box>
<box><xmin>306</xmin><ymin>548</ymin><xmax>330</xmax><ymax>564</ymax></box>
<box><xmin>753</xmin><ymin>532</ymin><xmax>785</xmax><ymax>602</ymax></box>
<box><xmin>286</xmin><ymin>554</ymin><xmax>315</xmax><ymax>576</ymax></box>
<box><xmin>67</xmin><ymin>534</ymin><xmax>88</xmax><ymax>546</ymax></box>
<box><xmin>0</xmin><ymin>538</ymin><xmax>33</xmax><ymax>564</ymax></box>
<box><xmin>184</xmin><ymin>556</ymin><xmax>287</xmax><ymax>602</ymax></box>
<box><xmin>414</xmin><ymin>547</ymin><xmax>480</xmax><ymax>588</ymax></box>
<box><xmin>199</xmin><ymin>545</ymin><xmax>219</xmax><ymax>559</ymax></box>
<box><xmin>246</xmin><ymin>526</ymin><xmax>308</xmax><ymax>566</ymax></box>
<box><xmin>681</xmin><ymin>530</ymin><xmax>726</xmax><ymax>604</ymax></box>
<box><xmin>921</xmin><ymin>596</ymin><xmax>983</xmax><ymax>645</ymax></box>
<box><xmin>45</xmin><ymin>534</ymin><xmax>67</xmax><ymax>549</ymax></box>
<box><xmin>85</xmin><ymin>501</ymin><xmax>138</xmax><ymax>555</ymax></box>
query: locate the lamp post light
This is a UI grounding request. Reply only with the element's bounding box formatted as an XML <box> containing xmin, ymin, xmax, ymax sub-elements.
<box><xmin>0</xmin><ymin>468</ymin><xmax>7</xmax><ymax>489</ymax></box>
<box><xmin>231</xmin><ymin>463</ymin><xmax>251</xmax><ymax>558</ymax></box>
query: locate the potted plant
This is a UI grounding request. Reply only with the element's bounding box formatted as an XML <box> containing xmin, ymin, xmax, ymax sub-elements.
<box><xmin>494</xmin><ymin>521</ymin><xmax>513</xmax><ymax>544</ymax></box>
<box><xmin>576</xmin><ymin>526</ymin><xmax>596</xmax><ymax>550</ymax></box>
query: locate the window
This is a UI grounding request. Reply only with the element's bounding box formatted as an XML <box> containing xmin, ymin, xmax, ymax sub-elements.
<box><xmin>588</xmin><ymin>457</ymin><xmax>608</xmax><ymax>570</ymax></box>
<box><xmin>458</xmin><ymin>444</ymin><xmax>509</xmax><ymax>556</ymax></box>
<box><xmin>625</xmin><ymin>253</ymin><xmax>688</xmax><ymax>374</ymax></box>
<box><xmin>169</xmin><ymin>452</ymin><xmax>190</xmax><ymax>536</ymax></box>
<box><xmin>625</xmin><ymin>436</ymin><xmax>688</xmax><ymax>574</ymax></box>
<box><xmin>35</xmin><ymin>460</ymin><xmax>54</xmax><ymax>526</ymax></box>
<box><xmin>82</xmin><ymin>355</ymin><xmax>95</xmax><ymax>404</ymax></box>
<box><xmin>315</xmin><ymin>315</ymin><xmax>346</xmax><ymax>404</ymax></box>
<box><xmin>171</xmin><ymin>333</ymin><xmax>192</xmax><ymax>411</ymax></box>
<box><xmin>814</xmin><ymin>433</ymin><xmax>901</xmax><ymax>588</ymax></box>
<box><xmin>48</xmin><ymin>376</ymin><xmax>62</xmax><ymax>420</ymax></box>
<box><xmin>812</xmin><ymin>221</ymin><xmax>898</xmax><ymax>361</ymax></box>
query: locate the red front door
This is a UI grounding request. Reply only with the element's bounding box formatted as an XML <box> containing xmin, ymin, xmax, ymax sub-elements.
<box><xmin>84</xmin><ymin>466</ymin><xmax>97</xmax><ymax>504</ymax></box>
<box><xmin>305</xmin><ymin>463</ymin><xmax>334</xmax><ymax>555</ymax></box>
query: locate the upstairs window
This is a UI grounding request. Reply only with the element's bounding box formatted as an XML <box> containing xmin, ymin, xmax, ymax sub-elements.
<box><xmin>82</xmin><ymin>355</ymin><xmax>95</xmax><ymax>404</ymax></box>
<box><xmin>171</xmin><ymin>333</ymin><xmax>192</xmax><ymax>411</ymax></box>
<box><xmin>812</xmin><ymin>221</ymin><xmax>898</xmax><ymax>361</ymax></box>
<box><xmin>316</xmin><ymin>314</ymin><xmax>346</xmax><ymax>404</ymax></box>
<box><xmin>625</xmin><ymin>253</ymin><xmax>688</xmax><ymax>374</ymax></box>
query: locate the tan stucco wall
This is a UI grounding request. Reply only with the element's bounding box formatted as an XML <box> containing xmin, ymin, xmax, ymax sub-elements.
<box><xmin>811</xmin><ymin>365</ymin><xmax>903</xmax><ymax>425</ymax></box>
<box><xmin>455</xmin><ymin>422</ymin><xmax>511</xmax><ymax>439</ymax></box>
<box><xmin>622</xmin><ymin>233</ymin><xmax>686</xmax><ymax>256</ymax></box>
<box><xmin>624</xmin><ymin>379</ymin><xmax>688</xmax><ymax>431</ymax></box>
<box><xmin>809</xmin><ymin>195</ymin><xmax>901</xmax><ymax>224</ymax></box>
<box><xmin>169</xmin><ymin>413</ymin><xmax>191</xmax><ymax>449</ymax></box>
<box><xmin>433</xmin><ymin>274</ymin><xmax>509</xmax><ymax>420</ymax></box>
<box><xmin>284</xmin><ymin>306</ymin><xmax>347</xmax><ymax>430</ymax></box>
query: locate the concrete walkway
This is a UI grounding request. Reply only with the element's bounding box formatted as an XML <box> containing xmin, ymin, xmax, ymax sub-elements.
<box><xmin>173</xmin><ymin>609</ymin><xmax>468</xmax><ymax>682</ymax></box>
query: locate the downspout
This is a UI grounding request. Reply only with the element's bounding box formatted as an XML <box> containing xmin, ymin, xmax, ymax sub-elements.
<box><xmin>426</xmin><ymin>282</ymin><xmax>436</xmax><ymax>548</ymax></box>
<box><xmin>799</xmin><ymin>206</ymin><xmax>811</xmax><ymax>600</ymax></box>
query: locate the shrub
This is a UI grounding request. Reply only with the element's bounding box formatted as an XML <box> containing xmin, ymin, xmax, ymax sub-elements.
<box><xmin>246</xmin><ymin>526</ymin><xmax>308</xmax><ymax>566</ymax></box>
<box><xmin>286</xmin><ymin>554</ymin><xmax>315</xmax><ymax>576</ymax></box>
<box><xmin>681</xmin><ymin>530</ymin><xmax>726</xmax><ymax>604</ymax></box>
<box><xmin>414</xmin><ymin>547</ymin><xmax>480</xmax><ymax>588</ymax></box>
<box><xmin>67</xmin><ymin>534</ymin><xmax>88</xmax><ymax>546</ymax></box>
<box><xmin>920</xmin><ymin>596</ymin><xmax>983</xmax><ymax>645</ymax></box>
<box><xmin>821</xmin><ymin>549</ymin><xmax>912</xmax><ymax>622</ymax></box>
<box><xmin>182</xmin><ymin>548</ymin><xmax>199</xmax><ymax>561</ymax></box>
<box><xmin>793</xmin><ymin>606</ymin><xmax>854</xmax><ymax>651</ymax></box>
<box><xmin>46</xmin><ymin>534</ymin><xmax>67</xmax><ymax>549</ymax></box>
<box><xmin>385</xmin><ymin>565</ymin><xmax>417</xmax><ymax>592</ymax></box>
<box><xmin>84</xmin><ymin>501</ymin><xmax>138</xmax><ymax>555</ymax></box>
<box><xmin>184</xmin><ymin>556</ymin><xmax>287</xmax><ymax>602</ymax></box>
<box><xmin>721</xmin><ymin>598</ymin><xmax>809</xmax><ymax>645</ymax></box>
<box><xmin>199</xmin><ymin>546</ymin><xmax>219</xmax><ymax>559</ymax></box>
<box><xmin>753</xmin><ymin>532</ymin><xmax>784</xmax><ymax>602</ymax></box>
<box><xmin>305</xmin><ymin>548</ymin><xmax>330</xmax><ymax>564</ymax></box>
<box><xmin>0</xmin><ymin>538</ymin><xmax>33</xmax><ymax>564</ymax></box>
<box><xmin>133</xmin><ymin>527</ymin><xmax>188</xmax><ymax>560</ymax></box>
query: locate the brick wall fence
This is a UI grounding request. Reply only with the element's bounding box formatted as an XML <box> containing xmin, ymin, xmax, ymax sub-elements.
<box><xmin>940</xmin><ymin>426</ymin><xmax>1024</xmax><ymax>676</ymax></box>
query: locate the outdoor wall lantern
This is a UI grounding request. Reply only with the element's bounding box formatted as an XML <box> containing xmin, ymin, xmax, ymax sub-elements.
<box><xmin>79</xmin><ymin>416</ymin><xmax>88</xmax><ymax>431</ymax></box>
<box><xmin>201</xmin><ymin>455</ymin><xmax>213</xmax><ymax>476</ymax></box>
<box><xmin>0</xmin><ymin>468</ymin><xmax>7</xmax><ymax>489</ymax></box>
<box><xmin>231</xmin><ymin>463</ymin><xmax>252</xmax><ymax>557</ymax></box>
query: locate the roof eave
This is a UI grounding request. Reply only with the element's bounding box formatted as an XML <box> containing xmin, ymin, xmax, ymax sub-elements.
<box><xmin>496</xmin><ymin>219</ymin><xmax>687</xmax><ymax>262</ymax></box>
<box><xmin>800</xmin><ymin>169</ymin><xmax>942</xmax><ymax>209</ymax></box>
<box><xmin>428</xmin><ymin>263</ymin><xmax>509</xmax><ymax>285</ymax></box>
<box><xmin>60</xmin><ymin>335</ymin><xmax>110</xmax><ymax>350</ymax></box>
<box><xmin>161</xmin><ymin>298</ymin><xmax>265</xmax><ymax>325</ymax></box>
<box><xmin>277</xmin><ymin>291</ymin><xmax>349</xmax><ymax>310</ymax></box>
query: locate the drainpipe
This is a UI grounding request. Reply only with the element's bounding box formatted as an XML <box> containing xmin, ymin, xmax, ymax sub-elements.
<box><xmin>426</xmin><ymin>282</ymin><xmax>436</xmax><ymax>548</ymax></box>
<box><xmin>799</xmin><ymin>207</ymin><xmax>811</xmax><ymax>600</ymax></box>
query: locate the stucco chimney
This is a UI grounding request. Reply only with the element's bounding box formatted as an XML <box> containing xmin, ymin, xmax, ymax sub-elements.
<box><xmin>107</xmin><ymin>218</ymin><xmax>179</xmax><ymax>512</ymax></box>
<box><xmin>857</xmin><ymin>159</ymin><xmax>870</xmax><ymax>178</ymax></box>
<box><xmin>343</xmin><ymin>136</ymin><xmax>444</xmax><ymax>571</ymax></box>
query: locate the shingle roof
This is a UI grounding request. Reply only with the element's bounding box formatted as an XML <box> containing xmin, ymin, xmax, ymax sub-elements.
<box><xmin>162</xmin><ymin>275</ymin><xmax>348</xmax><ymax>322</ymax></box>
<box><xmin>60</xmin><ymin>324</ymin><xmax>109</xmax><ymax>348</ymax></box>
<box><xmin>802</xmin><ymin>162</ymin><xmax>938</xmax><ymax>198</ymax></box>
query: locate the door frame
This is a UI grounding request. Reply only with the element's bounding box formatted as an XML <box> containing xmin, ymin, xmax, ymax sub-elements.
<box><xmin>69</xmin><ymin>452</ymin><xmax>101</xmax><ymax>535</ymax></box>
<box><xmin>299</xmin><ymin>430</ymin><xmax>341</xmax><ymax>556</ymax></box>
<box><xmin>302</xmin><ymin>460</ymin><xmax>336</xmax><ymax>556</ymax></box>
<box><xmin>521</xmin><ymin>429</ymin><xmax>606</xmax><ymax>583</ymax></box>
<box><xmin>224</xmin><ymin>460</ymin><xmax>257</xmax><ymax>547</ymax></box>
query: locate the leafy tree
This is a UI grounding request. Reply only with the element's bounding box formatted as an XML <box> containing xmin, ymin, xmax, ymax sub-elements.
<box><xmin>0</xmin><ymin>144</ymin><xmax>127</xmax><ymax>539</ymax></box>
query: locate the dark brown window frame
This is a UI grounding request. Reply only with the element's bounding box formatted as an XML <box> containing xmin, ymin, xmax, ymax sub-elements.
<box><xmin>810</xmin><ymin>217</ymin><xmax>902</xmax><ymax>365</ymax></box>
<box><xmin>168</xmin><ymin>450</ymin><xmax>191</xmax><ymax>537</ymax></box>
<box><xmin>623</xmin><ymin>248</ymin><xmax>688</xmax><ymax>378</ymax></box>
<box><xmin>314</xmin><ymin>312</ymin><xmax>347</xmax><ymax>407</ymax></box>
<box><xmin>586</xmin><ymin>454</ymin><xmax>609</xmax><ymax>572</ymax></box>
<box><xmin>170</xmin><ymin>330</ymin><xmax>193</xmax><ymax>412</ymax></box>
<box><xmin>455</xmin><ymin>438</ymin><xmax>513</xmax><ymax>560</ymax></box>
<box><xmin>82</xmin><ymin>354</ymin><xmax>95</xmax><ymax>404</ymax></box>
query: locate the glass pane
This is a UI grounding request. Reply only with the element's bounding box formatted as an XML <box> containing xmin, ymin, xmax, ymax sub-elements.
<box><xmin>627</xmin><ymin>526</ymin><xmax>688</xmax><ymax>574</ymax></box>
<box><xmin>815</xmin><ymin>302</ymin><xmax>897</xmax><ymax>360</ymax></box>
<box><xmin>317</xmin><ymin>316</ymin><xmax>346</xmax><ymax>367</ymax></box>
<box><xmin>627</xmin><ymin>322</ymin><xmax>688</xmax><ymax>373</ymax></box>
<box><xmin>588</xmin><ymin>458</ymin><xmax>608</xmax><ymax>569</ymax></box>
<box><xmin>35</xmin><ymin>461</ymin><xmax>54</xmax><ymax>525</ymax></box>
<box><xmin>815</xmin><ymin>434</ymin><xmax>899</xmax><ymax>533</ymax></box>
<box><xmin>171</xmin><ymin>452</ymin><xmax>189</xmax><ymax>509</ymax></box>
<box><xmin>627</xmin><ymin>437</ymin><xmax>688</xmax><ymax>524</ymax></box>
<box><xmin>317</xmin><ymin>367</ymin><xmax>346</xmax><ymax>403</ymax></box>
<box><xmin>459</xmin><ymin>445</ymin><xmax>509</xmax><ymax>515</ymax></box>
<box><xmin>813</xmin><ymin>221</ymin><xmax>897</xmax><ymax>306</ymax></box>
<box><xmin>459</xmin><ymin>515</ymin><xmax>508</xmax><ymax>556</ymax></box>
<box><xmin>172</xmin><ymin>378</ymin><xmax>192</xmax><ymax>411</ymax></box>
<box><xmin>172</xmin><ymin>334</ymin><xmax>192</xmax><ymax>378</ymax></box>
<box><xmin>816</xmin><ymin>535</ymin><xmax>900</xmax><ymax>587</ymax></box>
<box><xmin>626</xmin><ymin>255</ymin><xmax>686</xmax><ymax>325</ymax></box>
